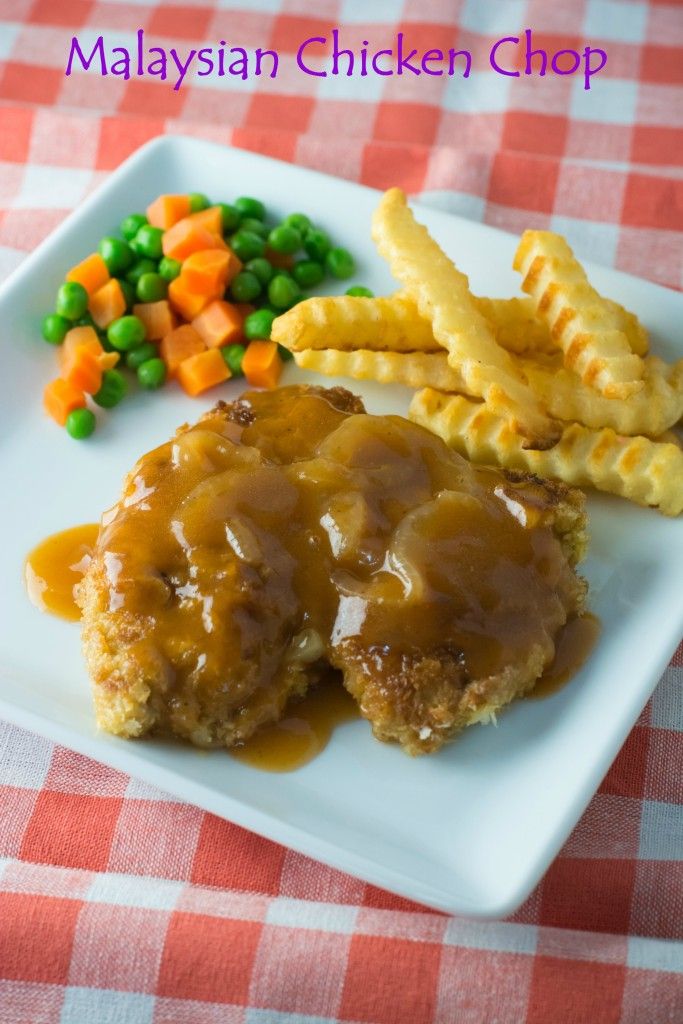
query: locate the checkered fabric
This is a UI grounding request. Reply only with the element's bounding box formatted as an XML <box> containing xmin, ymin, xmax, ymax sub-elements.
<box><xmin>0</xmin><ymin>1</ymin><xmax>681</xmax><ymax>1021</ymax></box>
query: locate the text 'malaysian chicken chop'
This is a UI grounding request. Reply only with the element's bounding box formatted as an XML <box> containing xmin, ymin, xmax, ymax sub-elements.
<box><xmin>78</xmin><ymin>385</ymin><xmax>587</xmax><ymax>755</ymax></box>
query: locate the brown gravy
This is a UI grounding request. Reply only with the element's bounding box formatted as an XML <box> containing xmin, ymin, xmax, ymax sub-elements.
<box><xmin>231</xmin><ymin>673</ymin><xmax>359</xmax><ymax>771</ymax></box>
<box><xmin>95</xmin><ymin>391</ymin><xmax>583</xmax><ymax>703</ymax></box>
<box><xmin>25</xmin><ymin>524</ymin><xmax>99</xmax><ymax>621</ymax></box>
<box><xmin>27</xmin><ymin>386</ymin><xmax>591</xmax><ymax>763</ymax></box>
<box><xmin>529</xmin><ymin>613</ymin><xmax>601</xmax><ymax>699</ymax></box>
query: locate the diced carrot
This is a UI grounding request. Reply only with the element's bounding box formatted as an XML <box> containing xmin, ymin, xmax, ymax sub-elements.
<box><xmin>192</xmin><ymin>300</ymin><xmax>245</xmax><ymax>348</ymax></box>
<box><xmin>223</xmin><ymin>249</ymin><xmax>243</xmax><ymax>285</ymax></box>
<box><xmin>99</xmin><ymin>350</ymin><xmax>120</xmax><ymax>370</ymax></box>
<box><xmin>133</xmin><ymin>300</ymin><xmax>176</xmax><ymax>341</ymax></box>
<box><xmin>89</xmin><ymin>278</ymin><xmax>126</xmax><ymax>328</ymax></box>
<box><xmin>182</xmin><ymin>249</ymin><xmax>241</xmax><ymax>296</ymax></box>
<box><xmin>146</xmin><ymin>193</ymin><xmax>191</xmax><ymax>230</ymax></box>
<box><xmin>159</xmin><ymin>324</ymin><xmax>206</xmax><ymax>377</ymax></box>
<box><xmin>66</xmin><ymin>253</ymin><xmax>110</xmax><ymax>296</ymax></box>
<box><xmin>242</xmin><ymin>340</ymin><xmax>283</xmax><ymax>390</ymax></box>
<box><xmin>177</xmin><ymin>348</ymin><xmax>230</xmax><ymax>397</ymax></box>
<box><xmin>61</xmin><ymin>325</ymin><xmax>101</xmax><ymax>361</ymax></box>
<box><xmin>168</xmin><ymin>275</ymin><xmax>211</xmax><ymax>321</ymax></box>
<box><xmin>62</xmin><ymin>346</ymin><xmax>102</xmax><ymax>395</ymax></box>
<box><xmin>43</xmin><ymin>378</ymin><xmax>86</xmax><ymax>426</ymax></box>
<box><xmin>162</xmin><ymin>219</ymin><xmax>224</xmax><ymax>262</ymax></box>
<box><xmin>187</xmin><ymin>206</ymin><xmax>223</xmax><ymax>237</ymax></box>
<box><xmin>59</xmin><ymin>327</ymin><xmax>119</xmax><ymax>371</ymax></box>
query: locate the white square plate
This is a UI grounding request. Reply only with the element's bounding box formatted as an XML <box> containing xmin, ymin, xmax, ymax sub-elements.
<box><xmin>1</xmin><ymin>136</ymin><xmax>681</xmax><ymax>918</ymax></box>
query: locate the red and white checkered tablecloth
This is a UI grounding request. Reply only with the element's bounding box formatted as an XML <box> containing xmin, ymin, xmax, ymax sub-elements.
<box><xmin>0</xmin><ymin>1</ymin><xmax>681</xmax><ymax>1021</ymax></box>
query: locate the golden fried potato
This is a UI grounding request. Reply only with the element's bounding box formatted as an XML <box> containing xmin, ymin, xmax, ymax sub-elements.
<box><xmin>272</xmin><ymin>294</ymin><xmax>440</xmax><ymax>353</ymax></box>
<box><xmin>396</xmin><ymin>290</ymin><xmax>557</xmax><ymax>355</ymax></box>
<box><xmin>297</xmin><ymin>343</ymin><xmax>683</xmax><ymax>437</ymax></box>
<box><xmin>603</xmin><ymin>299</ymin><xmax>649</xmax><ymax>357</ymax></box>
<box><xmin>474</xmin><ymin>296</ymin><xmax>556</xmax><ymax>354</ymax></box>
<box><xmin>294</xmin><ymin>347</ymin><xmax>465</xmax><ymax>391</ymax></box>
<box><xmin>372</xmin><ymin>189</ymin><xmax>560</xmax><ymax>449</ymax></box>
<box><xmin>273</xmin><ymin>292</ymin><xmax>556</xmax><ymax>359</ymax></box>
<box><xmin>409</xmin><ymin>388</ymin><xmax>683</xmax><ymax>516</ymax></box>
<box><xmin>521</xmin><ymin>354</ymin><xmax>683</xmax><ymax>436</ymax></box>
<box><xmin>514</xmin><ymin>230</ymin><xmax>645</xmax><ymax>398</ymax></box>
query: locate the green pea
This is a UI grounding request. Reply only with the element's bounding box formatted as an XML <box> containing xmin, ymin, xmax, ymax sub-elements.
<box><xmin>217</xmin><ymin>202</ymin><xmax>240</xmax><ymax>233</ymax></box>
<box><xmin>222</xmin><ymin>343</ymin><xmax>246</xmax><ymax>377</ymax></box>
<box><xmin>93</xmin><ymin>369</ymin><xmax>127</xmax><ymax>408</ymax></box>
<box><xmin>278</xmin><ymin>343</ymin><xmax>294</xmax><ymax>363</ymax></box>
<box><xmin>304</xmin><ymin>228</ymin><xmax>331</xmax><ymax>262</ymax></box>
<box><xmin>188</xmin><ymin>192</ymin><xmax>210</xmax><ymax>212</ymax></box>
<box><xmin>125</xmin><ymin>259</ymin><xmax>157</xmax><ymax>286</ymax></box>
<box><xmin>268</xmin><ymin>274</ymin><xmax>302</xmax><ymax>310</ymax></box>
<box><xmin>346</xmin><ymin>285</ymin><xmax>374</xmax><ymax>297</ymax></box>
<box><xmin>137</xmin><ymin>357</ymin><xmax>167</xmax><ymax>390</ymax></box>
<box><xmin>239</xmin><ymin>217</ymin><xmax>269</xmax><ymax>240</ymax></box>
<box><xmin>271</xmin><ymin>268</ymin><xmax>295</xmax><ymax>282</ymax></box>
<box><xmin>132</xmin><ymin>225</ymin><xmax>164</xmax><ymax>260</ymax></box>
<box><xmin>245</xmin><ymin>257</ymin><xmax>274</xmax><ymax>286</ymax></box>
<box><xmin>158</xmin><ymin>256</ymin><xmax>182</xmax><ymax>282</ymax></box>
<box><xmin>107</xmin><ymin>315</ymin><xmax>146</xmax><ymax>352</ymax></box>
<box><xmin>268</xmin><ymin>224</ymin><xmax>302</xmax><ymax>255</ymax></box>
<box><xmin>285</xmin><ymin>213</ymin><xmax>311</xmax><ymax>235</ymax></box>
<box><xmin>65</xmin><ymin>407</ymin><xmax>96</xmax><ymax>439</ymax></box>
<box><xmin>120</xmin><ymin>213</ymin><xmax>147</xmax><ymax>241</ymax></box>
<box><xmin>42</xmin><ymin>313</ymin><xmax>70</xmax><ymax>345</ymax></box>
<box><xmin>56</xmin><ymin>281</ymin><xmax>89</xmax><ymax>321</ymax></box>
<box><xmin>292</xmin><ymin>259</ymin><xmax>324</xmax><ymax>289</ymax></box>
<box><xmin>230</xmin><ymin>271</ymin><xmax>262</xmax><ymax>304</ymax></box>
<box><xmin>117</xmin><ymin>278</ymin><xmax>136</xmax><ymax>310</ymax></box>
<box><xmin>244</xmin><ymin>308</ymin><xmax>276</xmax><ymax>341</ymax></box>
<box><xmin>98</xmin><ymin>236</ymin><xmax>134</xmax><ymax>275</ymax></box>
<box><xmin>125</xmin><ymin>342</ymin><xmax>158</xmax><ymax>370</ymax></box>
<box><xmin>326</xmin><ymin>247</ymin><xmax>355</xmax><ymax>280</ymax></box>
<box><xmin>234</xmin><ymin>196</ymin><xmax>265</xmax><ymax>221</ymax></box>
<box><xmin>136</xmin><ymin>272</ymin><xmax>167</xmax><ymax>303</ymax></box>
<box><xmin>229</xmin><ymin>230</ymin><xmax>265</xmax><ymax>263</ymax></box>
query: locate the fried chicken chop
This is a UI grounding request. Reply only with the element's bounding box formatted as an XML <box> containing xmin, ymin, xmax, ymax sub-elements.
<box><xmin>78</xmin><ymin>384</ymin><xmax>587</xmax><ymax>755</ymax></box>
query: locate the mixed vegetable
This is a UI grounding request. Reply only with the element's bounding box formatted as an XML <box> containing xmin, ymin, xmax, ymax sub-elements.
<box><xmin>41</xmin><ymin>193</ymin><xmax>370</xmax><ymax>438</ymax></box>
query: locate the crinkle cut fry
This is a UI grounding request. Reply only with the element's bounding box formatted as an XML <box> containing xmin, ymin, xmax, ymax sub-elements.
<box><xmin>297</xmin><ymin>343</ymin><xmax>683</xmax><ymax>438</ymax></box>
<box><xmin>520</xmin><ymin>354</ymin><xmax>683</xmax><ymax>436</ymax></box>
<box><xmin>274</xmin><ymin>290</ymin><xmax>645</xmax><ymax>363</ymax></box>
<box><xmin>409</xmin><ymin>388</ymin><xmax>683</xmax><ymax>517</ymax></box>
<box><xmin>474</xmin><ymin>296</ymin><xmax>556</xmax><ymax>354</ymax></box>
<box><xmin>514</xmin><ymin>230</ymin><xmax>645</xmax><ymax>398</ymax></box>
<box><xmin>274</xmin><ymin>292</ymin><xmax>554</xmax><ymax>356</ymax></box>
<box><xmin>371</xmin><ymin>189</ymin><xmax>561</xmax><ymax>450</ymax></box>
<box><xmin>603</xmin><ymin>298</ymin><xmax>649</xmax><ymax>357</ymax></box>
<box><xmin>294</xmin><ymin>347</ymin><xmax>465</xmax><ymax>391</ymax></box>
<box><xmin>396</xmin><ymin>290</ymin><xmax>558</xmax><ymax>355</ymax></box>
<box><xmin>272</xmin><ymin>294</ymin><xmax>440</xmax><ymax>353</ymax></box>
<box><xmin>298</xmin><ymin>343</ymin><xmax>683</xmax><ymax>437</ymax></box>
